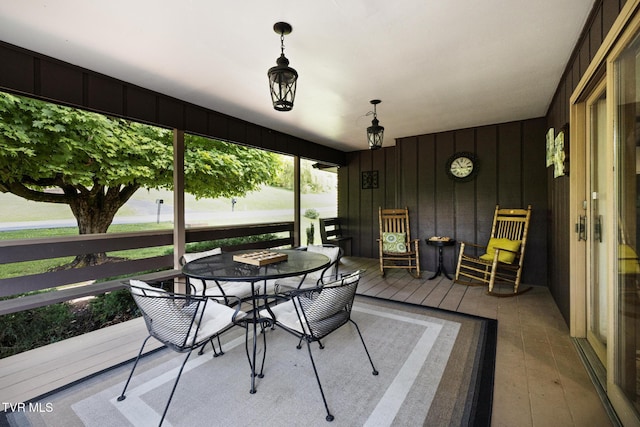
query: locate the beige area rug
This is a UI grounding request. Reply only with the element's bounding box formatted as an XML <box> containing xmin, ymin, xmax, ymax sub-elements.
<box><xmin>0</xmin><ymin>296</ymin><xmax>496</xmax><ymax>427</ymax></box>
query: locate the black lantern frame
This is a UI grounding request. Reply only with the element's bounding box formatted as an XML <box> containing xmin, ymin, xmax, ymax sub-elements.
<box><xmin>268</xmin><ymin>22</ymin><xmax>298</xmax><ymax>112</ymax></box>
<box><xmin>367</xmin><ymin>99</ymin><xmax>384</xmax><ymax>150</ymax></box>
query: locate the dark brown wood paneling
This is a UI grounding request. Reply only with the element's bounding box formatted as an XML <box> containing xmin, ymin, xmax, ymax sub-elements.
<box><xmin>522</xmin><ymin>118</ymin><xmax>548</xmax><ymax>287</ymax></box>
<box><xmin>603</xmin><ymin>0</ymin><xmax>622</xmax><ymax>33</ymax></box>
<box><xmin>497</xmin><ymin>122</ymin><xmax>522</xmax><ymax>206</ymax></box>
<box><xmin>450</xmin><ymin>128</ymin><xmax>476</xmax><ymax>270</ymax></box>
<box><xmin>39</xmin><ymin>59</ymin><xmax>83</xmax><ymax>106</ymax></box>
<box><xmin>347</xmin><ymin>153</ymin><xmax>362</xmax><ymax>255</ymax></box>
<box><xmin>87</xmin><ymin>75</ymin><xmax>124</xmax><ymax>116</ymax></box>
<box><xmin>158</xmin><ymin>97</ymin><xmax>184</xmax><ymax>129</ymax></box>
<box><xmin>0</xmin><ymin>44</ymin><xmax>34</xmax><ymax>94</ymax></box>
<box><xmin>126</xmin><ymin>86</ymin><xmax>157</xmax><ymax>124</ymax></box>
<box><xmin>544</xmin><ymin>0</ymin><xmax>624</xmax><ymax>323</ymax></box>
<box><xmin>371</xmin><ymin>147</ymin><xmax>388</xmax><ymax>255</ymax></box>
<box><xmin>184</xmin><ymin>104</ymin><xmax>208</xmax><ymax>136</ymax></box>
<box><xmin>360</xmin><ymin>149</ymin><xmax>374</xmax><ymax>258</ymax></box>
<box><xmin>354</xmin><ymin>117</ymin><xmax>547</xmax><ymax>285</ymax></box>
<box><xmin>476</xmin><ymin>125</ymin><xmax>498</xmax><ymax>244</ymax></box>
<box><xmin>228</xmin><ymin>117</ymin><xmax>247</xmax><ymax>144</ymax></box>
<box><xmin>590</xmin><ymin>5</ymin><xmax>603</xmax><ymax>61</ymax></box>
<box><xmin>417</xmin><ymin>134</ymin><xmax>436</xmax><ymax>270</ymax></box>
<box><xmin>384</xmin><ymin>146</ymin><xmax>396</xmax><ymax>207</ymax></box>
<box><xmin>579</xmin><ymin>35</ymin><xmax>590</xmax><ymax>79</ymax></box>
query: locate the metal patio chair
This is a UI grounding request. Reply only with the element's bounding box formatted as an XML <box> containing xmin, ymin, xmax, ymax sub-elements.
<box><xmin>262</xmin><ymin>271</ymin><xmax>378</xmax><ymax>422</ymax></box>
<box><xmin>181</xmin><ymin>248</ymin><xmax>275</xmax><ymax>304</ymax></box>
<box><xmin>274</xmin><ymin>244</ymin><xmax>343</xmax><ymax>293</ymax></box>
<box><xmin>117</xmin><ymin>280</ymin><xmax>244</xmax><ymax>426</ymax></box>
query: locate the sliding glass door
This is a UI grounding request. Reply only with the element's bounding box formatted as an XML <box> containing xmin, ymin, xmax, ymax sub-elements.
<box><xmin>571</xmin><ymin>5</ymin><xmax>640</xmax><ymax>424</ymax></box>
<box><xmin>613</xmin><ymin>31</ymin><xmax>640</xmax><ymax>421</ymax></box>
<box><xmin>587</xmin><ymin>87</ymin><xmax>609</xmax><ymax>367</ymax></box>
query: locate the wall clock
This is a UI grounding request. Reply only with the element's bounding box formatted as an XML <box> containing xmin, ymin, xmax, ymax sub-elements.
<box><xmin>446</xmin><ymin>152</ymin><xmax>479</xmax><ymax>182</ymax></box>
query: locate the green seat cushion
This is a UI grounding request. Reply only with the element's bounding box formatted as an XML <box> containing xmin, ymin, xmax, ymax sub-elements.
<box><xmin>382</xmin><ymin>232</ymin><xmax>407</xmax><ymax>253</ymax></box>
<box><xmin>479</xmin><ymin>238</ymin><xmax>521</xmax><ymax>264</ymax></box>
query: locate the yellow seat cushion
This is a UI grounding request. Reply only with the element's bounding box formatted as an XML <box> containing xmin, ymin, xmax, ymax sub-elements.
<box><xmin>479</xmin><ymin>238</ymin><xmax>521</xmax><ymax>264</ymax></box>
<box><xmin>619</xmin><ymin>244</ymin><xmax>640</xmax><ymax>275</ymax></box>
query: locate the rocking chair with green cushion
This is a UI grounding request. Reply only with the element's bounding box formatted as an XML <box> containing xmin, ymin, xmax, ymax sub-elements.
<box><xmin>454</xmin><ymin>205</ymin><xmax>532</xmax><ymax>296</ymax></box>
<box><xmin>378</xmin><ymin>207</ymin><xmax>421</xmax><ymax>278</ymax></box>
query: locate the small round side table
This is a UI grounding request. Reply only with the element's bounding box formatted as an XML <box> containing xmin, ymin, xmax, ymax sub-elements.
<box><xmin>425</xmin><ymin>238</ymin><xmax>456</xmax><ymax>280</ymax></box>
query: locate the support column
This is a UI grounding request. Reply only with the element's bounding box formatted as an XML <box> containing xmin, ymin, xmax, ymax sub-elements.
<box><xmin>173</xmin><ymin>129</ymin><xmax>186</xmax><ymax>293</ymax></box>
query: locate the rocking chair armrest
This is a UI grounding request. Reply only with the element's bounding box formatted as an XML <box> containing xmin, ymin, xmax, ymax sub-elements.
<box><xmin>494</xmin><ymin>247</ymin><xmax>518</xmax><ymax>254</ymax></box>
<box><xmin>459</xmin><ymin>241</ymin><xmax>486</xmax><ymax>250</ymax></box>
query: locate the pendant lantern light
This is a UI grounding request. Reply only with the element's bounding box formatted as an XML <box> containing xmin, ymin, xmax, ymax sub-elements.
<box><xmin>367</xmin><ymin>99</ymin><xmax>384</xmax><ymax>150</ymax></box>
<box><xmin>268</xmin><ymin>22</ymin><xmax>298</xmax><ymax>112</ymax></box>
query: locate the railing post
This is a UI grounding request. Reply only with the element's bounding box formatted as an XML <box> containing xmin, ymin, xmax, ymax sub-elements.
<box><xmin>294</xmin><ymin>156</ymin><xmax>301</xmax><ymax>247</ymax></box>
<box><xmin>173</xmin><ymin>129</ymin><xmax>186</xmax><ymax>293</ymax></box>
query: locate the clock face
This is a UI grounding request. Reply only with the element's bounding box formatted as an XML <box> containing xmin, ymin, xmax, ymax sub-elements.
<box><xmin>446</xmin><ymin>152</ymin><xmax>479</xmax><ymax>182</ymax></box>
<box><xmin>450</xmin><ymin>156</ymin><xmax>474</xmax><ymax>177</ymax></box>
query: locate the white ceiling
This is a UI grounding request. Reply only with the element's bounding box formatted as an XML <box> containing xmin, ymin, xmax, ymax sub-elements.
<box><xmin>0</xmin><ymin>1</ymin><xmax>594</xmax><ymax>152</ymax></box>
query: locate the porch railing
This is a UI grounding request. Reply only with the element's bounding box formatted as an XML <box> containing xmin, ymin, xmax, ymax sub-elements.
<box><xmin>0</xmin><ymin>221</ymin><xmax>294</xmax><ymax>315</ymax></box>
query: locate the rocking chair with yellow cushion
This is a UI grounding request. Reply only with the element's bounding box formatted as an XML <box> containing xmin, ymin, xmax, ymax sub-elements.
<box><xmin>454</xmin><ymin>205</ymin><xmax>532</xmax><ymax>296</ymax></box>
<box><xmin>378</xmin><ymin>207</ymin><xmax>421</xmax><ymax>278</ymax></box>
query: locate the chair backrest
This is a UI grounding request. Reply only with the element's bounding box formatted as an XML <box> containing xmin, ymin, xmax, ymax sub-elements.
<box><xmin>489</xmin><ymin>205</ymin><xmax>532</xmax><ymax>265</ymax></box>
<box><xmin>293</xmin><ymin>271</ymin><xmax>360</xmax><ymax>340</ymax></box>
<box><xmin>128</xmin><ymin>280</ymin><xmax>240</xmax><ymax>351</ymax></box>
<box><xmin>319</xmin><ymin>218</ymin><xmax>343</xmax><ymax>244</ymax></box>
<box><xmin>379</xmin><ymin>207</ymin><xmax>412</xmax><ymax>237</ymax></box>
<box><xmin>305</xmin><ymin>244</ymin><xmax>343</xmax><ymax>283</ymax></box>
<box><xmin>379</xmin><ymin>207</ymin><xmax>414</xmax><ymax>253</ymax></box>
<box><xmin>129</xmin><ymin>281</ymin><xmax>203</xmax><ymax>351</ymax></box>
<box><xmin>180</xmin><ymin>248</ymin><xmax>223</xmax><ymax>294</ymax></box>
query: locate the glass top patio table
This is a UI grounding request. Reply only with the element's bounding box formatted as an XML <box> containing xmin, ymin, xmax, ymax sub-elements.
<box><xmin>181</xmin><ymin>248</ymin><xmax>330</xmax><ymax>283</ymax></box>
<box><xmin>181</xmin><ymin>248</ymin><xmax>330</xmax><ymax>394</ymax></box>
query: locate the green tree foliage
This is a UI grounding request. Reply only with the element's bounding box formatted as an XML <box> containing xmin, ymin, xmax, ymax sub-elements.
<box><xmin>0</xmin><ymin>92</ymin><xmax>279</xmax><ymax>265</ymax></box>
<box><xmin>270</xmin><ymin>157</ymin><xmax>336</xmax><ymax>193</ymax></box>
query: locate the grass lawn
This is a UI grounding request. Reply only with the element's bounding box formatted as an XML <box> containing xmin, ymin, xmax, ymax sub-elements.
<box><xmin>0</xmin><ymin>185</ymin><xmax>337</xmax><ymax>278</ymax></box>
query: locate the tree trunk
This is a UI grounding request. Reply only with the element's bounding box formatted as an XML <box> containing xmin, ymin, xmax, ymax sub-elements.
<box><xmin>66</xmin><ymin>184</ymin><xmax>139</xmax><ymax>267</ymax></box>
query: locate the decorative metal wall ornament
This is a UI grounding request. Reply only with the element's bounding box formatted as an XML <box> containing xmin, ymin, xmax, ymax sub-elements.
<box><xmin>268</xmin><ymin>22</ymin><xmax>298</xmax><ymax>112</ymax></box>
<box><xmin>367</xmin><ymin>99</ymin><xmax>384</xmax><ymax>150</ymax></box>
<box><xmin>362</xmin><ymin>170</ymin><xmax>379</xmax><ymax>189</ymax></box>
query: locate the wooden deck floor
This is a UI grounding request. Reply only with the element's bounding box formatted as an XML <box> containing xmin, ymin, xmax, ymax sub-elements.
<box><xmin>0</xmin><ymin>256</ymin><xmax>614</xmax><ymax>426</ymax></box>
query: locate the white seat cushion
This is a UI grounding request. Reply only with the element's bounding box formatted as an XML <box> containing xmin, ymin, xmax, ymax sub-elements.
<box><xmin>259</xmin><ymin>299</ymin><xmax>308</xmax><ymax>334</ymax></box>
<box><xmin>182</xmin><ymin>247</ymin><xmax>222</xmax><ymax>264</ymax></box>
<box><xmin>188</xmin><ymin>301</ymin><xmax>244</xmax><ymax>343</ymax></box>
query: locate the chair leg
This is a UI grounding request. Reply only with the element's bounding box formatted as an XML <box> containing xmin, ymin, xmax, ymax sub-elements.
<box><xmin>454</xmin><ymin>245</ymin><xmax>465</xmax><ymax>281</ymax></box>
<box><xmin>349</xmin><ymin>319</ymin><xmax>379</xmax><ymax>375</ymax></box>
<box><xmin>158</xmin><ymin>350</ymin><xmax>194</xmax><ymax>426</ymax></box>
<box><xmin>297</xmin><ymin>337</ymin><xmax>324</xmax><ymax>350</ymax></box>
<box><xmin>117</xmin><ymin>335</ymin><xmax>152</xmax><ymax>402</ymax></box>
<box><xmin>304</xmin><ymin>340</ymin><xmax>334</xmax><ymax>422</ymax></box>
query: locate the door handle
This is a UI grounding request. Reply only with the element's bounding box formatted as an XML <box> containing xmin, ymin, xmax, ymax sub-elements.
<box><xmin>594</xmin><ymin>215</ymin><xmax>603</xmax><ymax>243</ymax></box>
<box><xmin>576</xmin><ymin>215</ymin><xmax>587</xmax><ymax>241</ymax></box>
